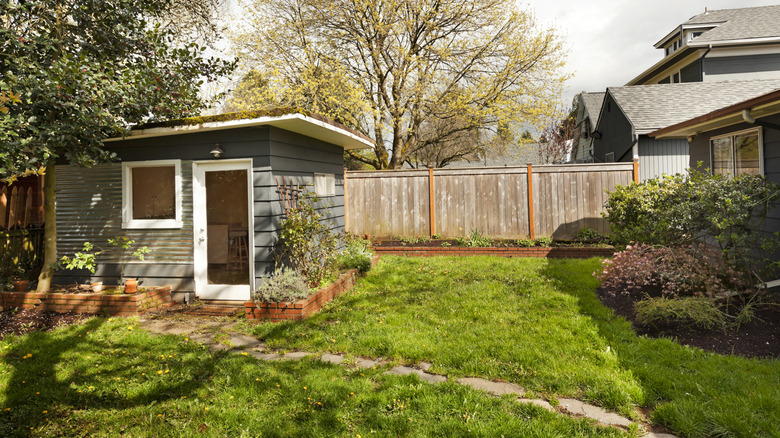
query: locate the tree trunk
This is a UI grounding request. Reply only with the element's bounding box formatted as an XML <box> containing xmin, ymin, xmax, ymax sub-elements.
<box><xmin>36</xmin><ymin>163</ymin><xmax>56</xmax><ymax>292</ymax></box>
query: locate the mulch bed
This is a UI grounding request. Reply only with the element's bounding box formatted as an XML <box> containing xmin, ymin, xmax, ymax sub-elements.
<box><xmin>597</xmin><ymin>285</ymin><xmax>780</xmax><ymax>359</ymax></box>
<box><xmin>0</xmin><ymin>308</ymin><xmax>90</xmax><ymax>340</ymax></box>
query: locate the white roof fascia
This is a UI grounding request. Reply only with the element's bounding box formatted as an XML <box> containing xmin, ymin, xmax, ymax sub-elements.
<box><xmin>689</xmin><ymin>36</ymin><xmax>780</xmax><ymax>48</ymax></box>
<box><xmin>104</xmin><ymin>113</ymin><xmax>374</xmax><ymax>150</ymax></box>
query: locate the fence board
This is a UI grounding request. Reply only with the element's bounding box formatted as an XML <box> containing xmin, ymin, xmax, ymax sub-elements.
<box><xmin>345</xmin><ymin>163</ymin><xmax>633</xmax><ymax>238</ymax></box>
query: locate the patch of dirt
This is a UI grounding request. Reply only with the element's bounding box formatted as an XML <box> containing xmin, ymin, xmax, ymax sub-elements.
<box><xmin>597</xmin><ymin>285</ymin><xmax>780</xmax><ymax>358</ymax></box>
<box><xmin>0</xmin><ymin>308</ymin><xmax>90</xmax><ymax>340</ymax></box>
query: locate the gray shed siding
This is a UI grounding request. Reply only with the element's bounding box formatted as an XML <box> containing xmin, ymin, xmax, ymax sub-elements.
<box><xmin>704</xmin><ymin>54</ymin><xmax>780</xmax><ymax>82</ymax></box>
<box><xmin>688</xmin><ymin>114</ymin><xmax>780</xmax><ymax>234</ymax></box>
<box><xmin>54</xmin><ymin>125</ymin><xmax>346</xmax><ymax>291</ymax></box>
<box><xmin>592</xmin><ymin>93</ymin><xmax>634</xmax><ymax>163</ymax></box>
<box><xmin>637</xmin><ymin>137</ymin><xmax>690</xmax><ymax>181</ymax></box>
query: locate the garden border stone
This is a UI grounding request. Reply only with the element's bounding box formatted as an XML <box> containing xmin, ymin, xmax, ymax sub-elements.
<box><xmin>0</xmin><ymin>285</ymin><xmax>172</xmax><ymax>316</ymax></box>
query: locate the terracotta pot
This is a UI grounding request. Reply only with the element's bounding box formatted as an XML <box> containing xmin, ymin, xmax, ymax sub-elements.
<box><xmin>124</xmin><ymin>278</ymin><xmax>138</xmax><ymax>294</ymax></box>
<box><xmin>91</xmin><ymin>282</ymin><xmax>103</xmax><ymax>293</ymax></box>
<box><xmin>13</xmin><ymin>280</ymin><xmax>29</xmax><ymax>292</ymax></box>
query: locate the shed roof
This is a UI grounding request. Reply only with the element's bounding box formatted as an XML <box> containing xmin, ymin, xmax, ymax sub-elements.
<box><xmin>605</xmin><ymin>79</ymin><xmax>780</xmax><ymax>135</ymax></box>
<box><xmin>105</xmin><ymin>109</ymin><xmax>374</xmax><ymax>150</ymax></box>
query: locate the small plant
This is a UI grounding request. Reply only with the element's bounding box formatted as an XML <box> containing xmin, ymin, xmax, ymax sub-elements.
<box><xmin>398</xmin><ymin>236</ymin><xmax>420</xmax><ymax>245</ymax></box>
<box><xmin>432</xmin><ymin>234</ymin><xmax>441</xmax><ymax>240</ymax></box>
<box><xmin>59</xmin><ymin>237</ymin><xmax>150</xmax><ymax>285</ymax></box>
<box><xmin>635</xmin><ymin>296</ymin><xmax>726</xmax><ymax>330</ymax></box>
<box><xmin>254</xmin><ymin>267</ymin><xmax>309</xmax><ymax>303</ymax></box>
<box><xmin>535</xmin><ymin>236</ymin><xmax>553</xmax><ymax>247</ymax></box>
<box><xmin>515</xmin><ymin>239</ymin><xmax>534</xmax><ymax>247</ymax></box>
<box><xmin>441</xmin><ymin>242</ymin><xmax>451</xmax><ymax>247</ymax></box>
<box><xmin>338</xmin><ymin>239</ymin><xmax>374</xmax><ymax>273</ymax></box>
<box><xmin>456</xmin><ymin>229</ymin><xmax>494</xmax><ymax>247</ymax></box>
<box><xmin>575</xmin><ymin>227</ymin><xmax>605</xmax><ymax>242</ymax></box>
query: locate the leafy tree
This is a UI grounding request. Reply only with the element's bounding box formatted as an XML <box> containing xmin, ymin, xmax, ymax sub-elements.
<box><xmin>232</xmin><ymin>0</ymin><xmax>567</xmax><ymax>169</ymax></box>
<box><xmin>0</xmin><ymin>0</ymin><xmax>235</xmax><ymax>291</ymax></box>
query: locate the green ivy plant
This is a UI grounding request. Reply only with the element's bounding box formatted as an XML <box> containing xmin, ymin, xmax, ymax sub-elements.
<box><xmin>59</xmin><ymin>237</ymin><xmax>150</xmax><ymax>283</ymax></box>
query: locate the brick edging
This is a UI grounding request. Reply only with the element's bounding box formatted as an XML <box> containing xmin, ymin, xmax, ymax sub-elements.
<box><xmin>245</xmin><ymin>256</ymin><xmax>380</xmax><ymax>322</ymax></box>
<box><xmin>0</xmin><ymin>286</ymin><xmax>173</xmax><ymax>316</ymax></box>
<box><xmin>372</xmin><ymin>246</ymin><xmax>614</xmax><ymax>258</ymax></box>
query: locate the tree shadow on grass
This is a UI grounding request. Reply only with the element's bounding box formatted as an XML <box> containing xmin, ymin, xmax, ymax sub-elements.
<box><xmin>0</xmin><ymin>317</ymin><xmax>225</xmax><ymax>437</ymax></box>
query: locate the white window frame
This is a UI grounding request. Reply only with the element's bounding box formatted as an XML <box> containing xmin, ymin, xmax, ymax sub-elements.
<box><xmin>314</xmin><ymin>173</ymin><xmax>336</xmax><ymax>197</ymax></box>
<box><xmin>122</xmin><ymin>159</ymin><xmax>183</xmax><ymax>229</ymax></box>
<box><xmin>709</xmin><ymin>128</ymin><xmax>764</xmax><ymax>176</ymax></box>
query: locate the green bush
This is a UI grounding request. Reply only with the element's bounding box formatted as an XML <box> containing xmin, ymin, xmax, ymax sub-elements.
<box><xmin>515</xmin><ymin>239</ymin><xmax>535</xmax><ymax>247</ymax></box>
<box><xmin>277</xmin><ymin>191</ymin><xmax>339</xmax><ymax>288</ymax></box>
<box><xmin>338</xmin><ymin>239</ymin><xmax>373</xmax><ymax>273</ymax></box>
<box><xmin>634</xmin><ymin>296</ymin><xmax>727</xmax><ymax>330</ymax></box>
<box><xmin>575</xmin><ymin>227</ymin><xmax>606</xmax><ymax>242</ymax></box>
<box><xmin>535</xmin><ymin>236</ymin><xmax>553</xmax><ymax>247</ymax></box>
<box><xmin>456</xmin><ymin>229</ymin><xmax>494</xmax><ymax>247</ymax></box>
<box><xmin>254</xmin><ymin>267</ymin><xmax>309</xmax><ymax>303</ymax></box>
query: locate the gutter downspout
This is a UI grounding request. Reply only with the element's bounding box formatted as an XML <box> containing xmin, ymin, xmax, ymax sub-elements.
<box><xmin>700</xmin><ymin>44</ymin><xmax>712</xmax><ymax>81</ymax></box>
<box><xmin>742</xmin><ymin>109</ymin><xmax>780</xmax><ymax>131</ymax></box>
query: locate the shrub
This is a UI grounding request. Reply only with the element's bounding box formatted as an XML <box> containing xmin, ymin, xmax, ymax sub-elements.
<box><xmin>456</xmin><ymin>229</ymin><xmax>494</xmax><ymax>247</ymax></box>
<box><xmin>576</xmin><ymin>227</ymin><xmax>606</xmax><ymax>242</ymax></box>
<box><xmin>596</xmin><ymin>243</ymin><xmax>746</xmax><ymax>298</ymax></box>
<box><xmin>338</xmin><ymin>239</ymin><xmax>373</xmax><ymax>273</ymax></box>
<box><xmin>634</xmin><ymin>296</ymin><xmax>726</xmax><ymax>330</ymax></box>
<box><xmin>254</xmin><ymin>267</ymin><xmax>309</xmax><ymax>303</ymax></box>
<box><xmin>535</xmin><ymin>236</ymin><xmax>553</xmax><ymax>247</ymax></box>
<box><xmin>277</xmin><ymin>191</ymin><xmax>339</xmax><ymax>288</ymax></box>
<box><xmin>515</xmin><ymin>239</ymin><xmax>535</xmax><ymax>247</ymax></box>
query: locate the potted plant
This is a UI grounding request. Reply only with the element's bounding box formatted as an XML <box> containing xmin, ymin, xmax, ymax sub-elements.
<box><xmin>59</xmin><ymin>237</ymin><xmax>150</xmax><ymax>293</ymax></box>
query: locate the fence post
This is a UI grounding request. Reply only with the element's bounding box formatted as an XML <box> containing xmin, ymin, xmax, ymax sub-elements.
<box><xmin>343</xmin><ymin>172</ymin><xmax>349</xmax><ymax>233</ymax></box>
<box><xmin>633</xmin><ymin>158</ymin><xmax>640</xmax><ymax>184</ymax></box>
<box><xmin>0</xmin><ymin>186</ymin><xmax>7</xmax><ymax>230</ymax></box>
<box><xmin>526</xmin><ymin>162</ymin><xmax>535</xmax><ymax>240</ymax></box>
<box><xmin>428</xmin><ymin>168</ymin><xmax>436</xmax><ymax>238</ymax></box>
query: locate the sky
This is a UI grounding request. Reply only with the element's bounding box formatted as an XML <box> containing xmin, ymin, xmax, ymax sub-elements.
<box><xmin>528</xmin><ymin>0</ymin><xmax>780</xmax><ymax>106</ymax></box>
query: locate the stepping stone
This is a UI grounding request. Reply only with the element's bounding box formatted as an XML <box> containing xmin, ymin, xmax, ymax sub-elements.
<box><xmin>139</xmin><ymin>321</ymin><xmax>194</xmax><ymax>336</ymax></box>
<box><xmin>418</xmin><ymin>361</ymin><xmax>432</xmax><ymax>371</ymax></box>
<box><xmin>187</xmin><ymin>333</ymin><xmax>213</xmax><ymax>344</ymax></box>
<box><xmin>385</xmin><ymin>366</ymin><xmax>446</xmax><ymax>384</ymax></box>
<box><xmin>558</xmin><ymin>398</ymin><xmax>632</xmax><ymax>427</ymax></box>
<box><xmin>208</xmin><ymin>343</ymin><xmax>232</xmax><ymax>352</ymax></box>
<box><xmin>516</xmin><ymin>398</ymin><xmax>555</xmax><ymax>412</ymax></box>
<box><xmin>248</xmin><ymin>351</ymin><xmax>281</xmax><ymax>361</ymax></box>
<box><xmin>353</xmin><ymin>358</ymin><xmax>379</xmax><ymax>369</ymax></box>
<box><xmin>279</xmin><ymin>352</ymin><xmax>312</xmax><ymax>360</ymax></box>
<box><xmin>321</xmin><ymin>354</ymin><xmax>345</xmax><ymax>365</ymax></box>
<box><xmin>227</xmin><ymin>334</ymin><xmax>263</xmax><ymax>349</ymax></box>
<box><xmin>641</xmin><ymin>433</ymin><xmax>680</xmax><ymax>438</ymax></box>
<box><xmin>456</xmin><ymin>377</ymin><xmax>526</xmax><ymax>396</ymax></box>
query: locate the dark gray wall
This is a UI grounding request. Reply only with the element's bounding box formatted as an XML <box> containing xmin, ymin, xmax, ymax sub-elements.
<box><xmin>681</xmin><ymin>59</ymin><xmax>702</xmax><ymax>83</ymax></box>
<box><xmin>593</xmin><ymin>93</ymin><xmax>634</xmax><ymax>162</ymax></box>
<box><xmin>704</xmin><ymin>53</ymin><xmax>780</xmax><ymax>80</ymax></box>
<box><xmin>54</xmin><ymin>125</ymin><xmax>347</xmax><ymax>291</ymax></box>
<box><xmin>688</xmin><ymin>114</ymin><xmax>780</xmax><ymax>234</ymax></box>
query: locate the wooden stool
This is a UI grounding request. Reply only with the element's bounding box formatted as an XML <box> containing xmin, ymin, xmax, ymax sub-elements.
<box><xmin>227</xmin><ymin>225</ymin><xmax>249</xmax><ymax>270</ymax></box>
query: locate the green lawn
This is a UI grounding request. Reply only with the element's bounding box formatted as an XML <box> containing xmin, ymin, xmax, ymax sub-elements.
<box><xmin>246</xmin><ymin>256</ymin><xmax>780</xmax><ymax>438</ymax></box>
<box><xmin>0</xmin><ymin>318</ymin><xmax>622</xmax><ymax>437</ymax></box>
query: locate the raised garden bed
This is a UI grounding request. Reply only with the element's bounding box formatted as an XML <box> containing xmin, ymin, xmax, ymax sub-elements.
<box><xmin>245</xmin><ymin>256</ymin><xmax>379</xmax><ymax>322</ymax></box>
<box><xmin>373</xmin><ymin>239</ymin><xmax>614</xmax><ymax>258</ymax></box>
<box><xmin>0</xmin><ymin>285</ymin><xmax>172</xmax><ymax>316</ymax></box>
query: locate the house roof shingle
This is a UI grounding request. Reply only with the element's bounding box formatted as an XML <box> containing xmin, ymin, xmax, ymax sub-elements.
<box><xmin>580</xmin><ymin>92</ymin><xmax>605</xmax><ymax>125</ymax></box>
<box><xmin>684</xmin><ymin>5</ymin><xmax>780</xmax><ymax>45</ymax></box>
<box><xmin>606</xmin><ymin>79</ymin><xmax>780</xmax><ymax>134</ymax></box>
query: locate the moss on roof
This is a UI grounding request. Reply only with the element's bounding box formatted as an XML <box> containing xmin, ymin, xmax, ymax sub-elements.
<box><xmin>135</xmin><ymin>107</ymin><xmax>313</xmax><ymax>130</ymax></box>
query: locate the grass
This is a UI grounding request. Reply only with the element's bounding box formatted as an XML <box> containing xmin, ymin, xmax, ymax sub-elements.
<box><xmin>245</xmin><ymin>256</ymin><xmax>780</xmax><ymax>438</ymax></box>
<box><xmin>0</xmin><ymin>318</ymin><xmax>622</xmax><ymax>437</ymax></box>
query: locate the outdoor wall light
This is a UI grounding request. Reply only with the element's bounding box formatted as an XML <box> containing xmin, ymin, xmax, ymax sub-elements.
<box><xmin>210</xmin><ymin>144</ymin><xmax>224</xmax><ymax>158</ymax></box>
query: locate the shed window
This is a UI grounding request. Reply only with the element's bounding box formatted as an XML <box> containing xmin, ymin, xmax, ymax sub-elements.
<box><xmin>710</xmin><ymin>129</ymin><xmax>762</xmax><ymax>176</ymax></box>
<box><xmin>314</xmin><ymin>173</ymin><xmax>335</xmax><ymax>197</ymax></box>
<box><xmin>122</xmin><ymin>160</ymin><xmax>183</xmax><ymax>229</ymax></box>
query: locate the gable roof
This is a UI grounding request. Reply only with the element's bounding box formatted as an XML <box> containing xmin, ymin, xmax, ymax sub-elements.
<box><xmin>580</xmin><ymin>92</ymin><xmax>605</xmax><ymax>126</ymax></box>
<box><xmin>684</xmin><ymin>6</ymin><xmax>780</xmax><ymax>46</ymax></box>
<box><xmin>604</xmin><ymin>79</ymin><xmax>780</xmax><ymax>135</ymax></box>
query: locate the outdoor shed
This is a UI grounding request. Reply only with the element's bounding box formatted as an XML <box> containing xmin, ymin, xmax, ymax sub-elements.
<box><xmin>53</xmin><ymin>110</ymin><xmax>373</xmax><ymax>301</ymax></box>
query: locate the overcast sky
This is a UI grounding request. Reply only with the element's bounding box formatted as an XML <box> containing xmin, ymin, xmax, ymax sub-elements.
<box><xmin>528</xmin><ymin>0</ymin><xmax>779</xmax><ymax>106</ymax></box>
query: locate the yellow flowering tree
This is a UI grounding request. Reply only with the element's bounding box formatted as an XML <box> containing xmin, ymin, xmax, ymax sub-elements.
<box><xmin>231</xmin><ymin>0</ymin><xmax>568</xmax><ymax>169</ymax></box>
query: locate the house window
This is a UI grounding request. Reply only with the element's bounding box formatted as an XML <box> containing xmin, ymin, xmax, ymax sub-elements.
<box><xmin>314</xmin><ymin>173</ymin><xmax>335</xmax><ymax>197</ymax></box>
<box><xmin>710</xmin><ymin>129</ymin><xmax>762</xmax><ymax>176</ymax></box>
<box><xmin>122</xmin><ymin>160</ymin><xmax>183</xmax><ymax>229</ymax></box>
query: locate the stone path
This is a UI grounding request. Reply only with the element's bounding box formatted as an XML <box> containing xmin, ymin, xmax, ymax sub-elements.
<box><xmin>139</xmin><ymin>318</ymin><xmax>678</xmax><ymax>438</ymax></box>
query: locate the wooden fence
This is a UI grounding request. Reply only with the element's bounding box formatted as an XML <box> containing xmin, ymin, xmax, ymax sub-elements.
<box><xmin>1</xmin><ymin>177</ymin><xmax>46</xmax><ymax>272</ymax></box>
<box><xmin>345</xmin><ymin>161</ymin><xmax>637</xmax><ymax>239</ymax></box>
<box><xmin>1</xmin><ymin>183</ymin><xmax>45</xmax><ymax>231</ymax></box>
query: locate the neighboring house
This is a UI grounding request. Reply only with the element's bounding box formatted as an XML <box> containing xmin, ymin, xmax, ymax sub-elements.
<box><xmin>53</xmin><ymin>110</ymin><xmax>373</xmax><ymax>302</ymax></box>
<box><xmin>592</xmin><ymin>79</ymin><xmax>780</xmax><ymax>181</ymax></box>
<box><xmin>627</xmin><ymin>5</ymin><xmax>780</xmax><ymax>86</ymax></box>
<box><xmin>649</xmin><ymin>89</ymin><xmax>780</xmax><ymax>234</ymax></box>
<box><xmin>571</xmin><ymin>91</ymin><xmax>605</xmax><ymax>163</ymax></box>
